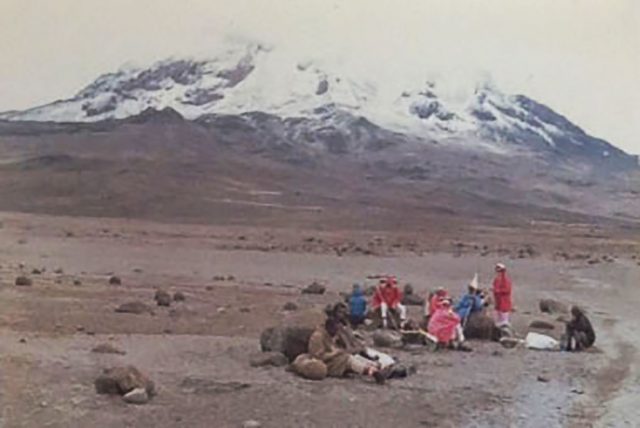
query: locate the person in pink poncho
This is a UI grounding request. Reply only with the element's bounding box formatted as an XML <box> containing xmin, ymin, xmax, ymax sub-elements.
<box><xmin>427</xmin><ymin>299</ymin><xmax>471</xmax><ymax>351</ymax></box>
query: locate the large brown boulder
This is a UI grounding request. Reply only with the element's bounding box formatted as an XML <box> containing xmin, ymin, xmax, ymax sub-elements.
<box><xmin>539</xmin><ymin>299</ymin><xmax>569</xmax><ymax>314</ymax></box>
<box><xmin>463</xmin><ymin>312</ymin><xmax>499</xmax><ymax>340</ymax></box>
<box><xmin>260</xmin><ymin>326</ymin><xmax>315</xmax><ymax>362</ymax></box>
<box><xmin>94</xmin><ymin>366</ymin><xmax>156</xmax><ymax>397</ymax></box>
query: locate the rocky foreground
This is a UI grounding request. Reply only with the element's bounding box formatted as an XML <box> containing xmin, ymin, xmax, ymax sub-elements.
<box><xmin>0</xmin><ymin>212</ymin><xmax>639</xmax><ymax>427</ymax></box>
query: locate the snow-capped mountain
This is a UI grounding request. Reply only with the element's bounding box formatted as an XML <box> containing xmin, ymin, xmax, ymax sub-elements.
<box><xmin>0</xmin><ymin>42</ymin><xmax>634</xmax><ymax>166</ymax></box>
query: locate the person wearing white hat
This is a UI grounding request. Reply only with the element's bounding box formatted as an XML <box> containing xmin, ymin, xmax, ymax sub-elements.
<box><xmin>454</xmin><ymin>273</ymin><xmax>485</xmax><ymax>325</ymax></box>
<box><xmin>492</xmin><ymin>263</ymin><xmax>513</xmax><ymax>327</ymax></box>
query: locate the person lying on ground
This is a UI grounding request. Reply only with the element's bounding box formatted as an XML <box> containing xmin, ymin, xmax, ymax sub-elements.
<box><xmin>564</xmin><ymin>306</ymin><xmax>596</xmax><ymax>352</ymax></box>
<box><xmin>428</xmin><ymin>300</ymin><xmax>472</xmax><ymax>352</ymax></box>
<box><xmin>372</xmin><ymin>276</ymin><xmax>407</xmax><ymax>329</ymax></box>
<box><xmin>308</xmin><ymin>317</ymin><xmax>387</xmax><ymax>384</ymax></box>
<box><xmin>492</xmin><ymin>263</ymin><xmax>513</xmax><ymax>327</ymax></box>
<box><xmin>349</xmin><ymin>283</ymin><xmax>367</xmax><ymax>327</ymax></box>
<box><xmin>455</xmin><ymin>282</ymin><xmax>485</xmax><ymax>325</ymax></box>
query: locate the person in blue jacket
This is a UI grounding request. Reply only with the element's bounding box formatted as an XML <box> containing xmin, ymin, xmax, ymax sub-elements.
<box><xmin>349</xmin><ymin>283</ymin><xmax>368</xmax><ymax>327</ymax></box>
<box><xmin>455</xmin><ymin>280</ymin><xmax>485</xmax><ymax>325</ymax></box>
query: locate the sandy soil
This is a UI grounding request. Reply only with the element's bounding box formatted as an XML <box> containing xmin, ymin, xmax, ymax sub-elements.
<box><xmin>0</xmin><ymin>212</ymin><xmax>639</xmax><ymax>427</ymax></box>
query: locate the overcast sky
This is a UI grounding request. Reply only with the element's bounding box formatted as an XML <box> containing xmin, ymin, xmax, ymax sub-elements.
<box><xmin>1</xmin><ymin>0</ymin><xmax>638</xmax><ymax>153</ymax></box>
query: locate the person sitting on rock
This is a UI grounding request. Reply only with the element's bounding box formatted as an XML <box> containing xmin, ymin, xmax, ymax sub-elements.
<box><xmin>372</xmin><ymin>276</ymin><xmax>407</xmax><ymax>329</ymax></box>
<box><xmin>455</xmin><ymin>277</ymin><xmax>485</xmax><ymax>326</ymax></box>
<box><xmin>348</xmin><ymin>283</ymin><xmax>368</xmax><ymax>327</ymax></box>
<box><xmin>564</xmin><ymin>306</ymin><xmax>596</xmax><ymax>352</ymax></box>
<box><xmin>425</xmin><ymin>287</ymin><xmax>449</xmax><ymax>324</ymax></box>
<box><xmin>308</xmin><ymin>317</ymin><xmax>387</xmax><ymax>384</ymax></box>
<box><xmin>428</xmin><ymin>300</ymin><xmax>471</xmax><ymax>351</ymax></box>
<box><xmin>492</xmin><ymin>263</ymin><xmax>513</xmax><ymax>327</ymax></box>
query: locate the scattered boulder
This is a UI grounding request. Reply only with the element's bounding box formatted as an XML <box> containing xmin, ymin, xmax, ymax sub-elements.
<box><xmin>539</xmin><ymin>299</ymin><xmax>569</xmax><ymax>314</ymax></box>
<box><xmin>463</xmin><ymin>312</ymin><xmax>499</xmax><ymax>340</ymax></box>
<box><xmin>249</xmin><ymin>351</ymin><xmax>288</xmax><ymax>368</ymax></box>
<box><xmin>173</xmin><ymin>291</ymin><xmax>186</xmax><ymax>302</ymax></box>
<box><xmin>282</xmin><ymin>302</ymin><xmax>298</xmax><ymax>311</ymax></box>
<box><xmin>115</xmin><ymin>301</ymin><xmax>153</xmax><ymax>315</ymax></box>
<box><xmin>301</xmin><ymin>282</ymin><xmax>326</xmax><ymax>295</ymax></box>
<box><xmin>94</xmin><ymin>366</ymin><xmax>155</xmax><ymax>397</ymax></box>
<box><xmin>499</xmin><ymin>337</ymin><xmax>522</xmax><ymax>349</ymax></box>
<box><xmin>537</xmin><ymin>375</ymin><xmax>550</xmax><ymax>383</ymax></box>
<box><xmin>373</xmin><ymin>330</ymin><xmax>403</xmax><ymax>348</ymax></box>
<box><xmin>92</xmin><ymin>343</ymin><xmax>126</xmax><ymax>355</ymax></box>
<box><xmin>260</xmin><ymin>326</ymin><xmax>315</xmax><ymax>362</ymax></box>
<box><xmin>529</xmin><ymin>320</ymin><xmax>556</xmax><ymax>330</ymax></box>
<box><xmin>291</xmin><ymin>354</ymin><xmax>328</xmax><ymax>381</ymax></box>
<box><xmin>73</xmin><ymin>280</ymin><xmax>82</xmax><ymax>286</ymax></box>
<box><xmin>154</xmin><ymin>290</ymin><xmax>172</xmax><ymax>307</ymax></box>
<box><xmin>31</xmin><ymin>268</ymin><xmax>42</xmax><ymax>275</ymax></box>
<box><xmin>15</xmin><ymin>276</ymin><xmax>33</xmax><ymax>286</ymax></box>
<box><xmin>242</xmin><ymin>420</ymin><xmax>262</xmax><ymax>428</ymax></box>
<box><xmin>122</xmin><ymin>387</ymin><xmax>149</xmax><ymax>405</ymax></box>
<box><xmin>108</xmin><ymin>276</ymin><xmax>122</xmax><ymax>285</ymax></box>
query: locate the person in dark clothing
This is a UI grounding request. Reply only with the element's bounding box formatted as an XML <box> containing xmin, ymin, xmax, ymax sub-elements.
<box><xmin>565</xmin><ymin>306</ymin><xmax>596</xmax><ymax>351</ymax></box>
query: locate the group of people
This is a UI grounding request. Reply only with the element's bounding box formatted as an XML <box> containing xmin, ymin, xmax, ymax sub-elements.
<box><xmin>347</xmin><ymin>263</ymin><xmax>514</xmax><ymax>350</ymax></box>
<box><xmin>299</xmin><ymin>262</ymin><xmax>595</xmax><ymax>385</ymax></box>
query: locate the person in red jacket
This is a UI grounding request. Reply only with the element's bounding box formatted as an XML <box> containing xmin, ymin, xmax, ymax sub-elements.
<box><xmin>492</xmin><ymin>263</ymin><xmax>513</xmax><ymax>327</ymax></box>
<box><xmin>372</xmin><ymin>276</ymin><xmax>407</xmax><ymax>329</ymax></box>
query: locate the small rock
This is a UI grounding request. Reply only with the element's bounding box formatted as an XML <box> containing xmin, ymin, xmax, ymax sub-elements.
<box><xmin>282</xmin><ymin>302</ymin><xmax>298</xmax><ymax>311</ymax></box>
<box><xmin>92</xmin><ymin>343</ymin><xmax>126</xmax><ymax>355</ymax></box>
<box><xmin>109</xmin><ymin>276</ymin><xmax>122</xmax><ymax>285</ymax></box>
<box><xmin>122</xmin><ymin>387</ymin><xmax>149</xmax><ymax>405</ymax></box>
<box><xmin>301</xmin><ymin>282</ymin><xmax>326</xmax><ymax>295</ymax></box>
<box><xmin>537</xmin><ymin>375</ymin><xmax>550</xmax><ymax>383</ymax></box>
<box><xmin>227</xmin><ymin>275</ymin><xmax>236</xmax><ymax>281</ymax></box>
<box><xmin>372</xmin><ymin>330</ymin><xmax>403</xmax><ymax>348</ymax></box>
<box><xmin>249</xmin><ymin>351</ymin><xmax>288</xmax><ymax>368</ymax></box>
<box><xmin>217</xmin><ymin>307</ymin><xmax>227</xmax><ymax>314</ymax></box>
<box><xmin>73</xmin><ymin>280</ymin><xmax>82</xmax><ymax>286</ymax></box>
<box><xmin>529</xmin><ymin>320</ymin><xmax>555</xmax><ymax>330</ymax></box>
<box><xmin>242</xmin><ymin>420</ymin><xmax>261</xmax><ymax>428</ymax></box>
<box><xmin>539</xmin><ymin>299</ymin><xmax>569</xmax><ymax>314</ymax></box>
<box><xmin>15</xmin><ymin>276</ymin><xmax>33</xmax><ymax>286</ymax></box>
<box><xmin>239</xmin><ymin>307</ymin><xmax>251</xmax><ymax>313</ymax></box>
<box><xmin>94</xmin><ymin>366</ymin><xmax>155</xmax><ymax>397</ymax></box>
<box><xmin>173</xmin><ymin>291</ymin><xmax>186</xmax><ymax>302</ymax></box>
<box><xmin>115</xmin><ymin>301</ymin><xmax>153</xmax><ymax>315</ymax></box>
<box><xmin>154</xmin><ymin>290</ymin><xmax>172</xmax><ymax>307</ymax></box>
<box><xmin>19</xmin><ymin>338</ymin><xmax>27</xmax><ymax>343</ymax></box>
<box><xmin>31</xmin><ymin>268</ymin><xmax>42</xmax><ymax>275</ymax></box>
<box><xmin>205</xmin><ymin>285</ymin><xmax>214</xmax><ymax>291</ymax></box>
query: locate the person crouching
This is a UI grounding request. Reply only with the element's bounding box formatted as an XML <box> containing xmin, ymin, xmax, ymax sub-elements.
<box><xmin>427</xmin><ymin>300</ymin><xmax>471</xmax><ymax>351</ymax></box>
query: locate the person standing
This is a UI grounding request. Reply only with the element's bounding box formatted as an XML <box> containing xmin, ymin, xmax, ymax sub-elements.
<box><xmin>492</xmin><ymin>263</ymin><xmax>512</xmax><ymax>327</ymax></box>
